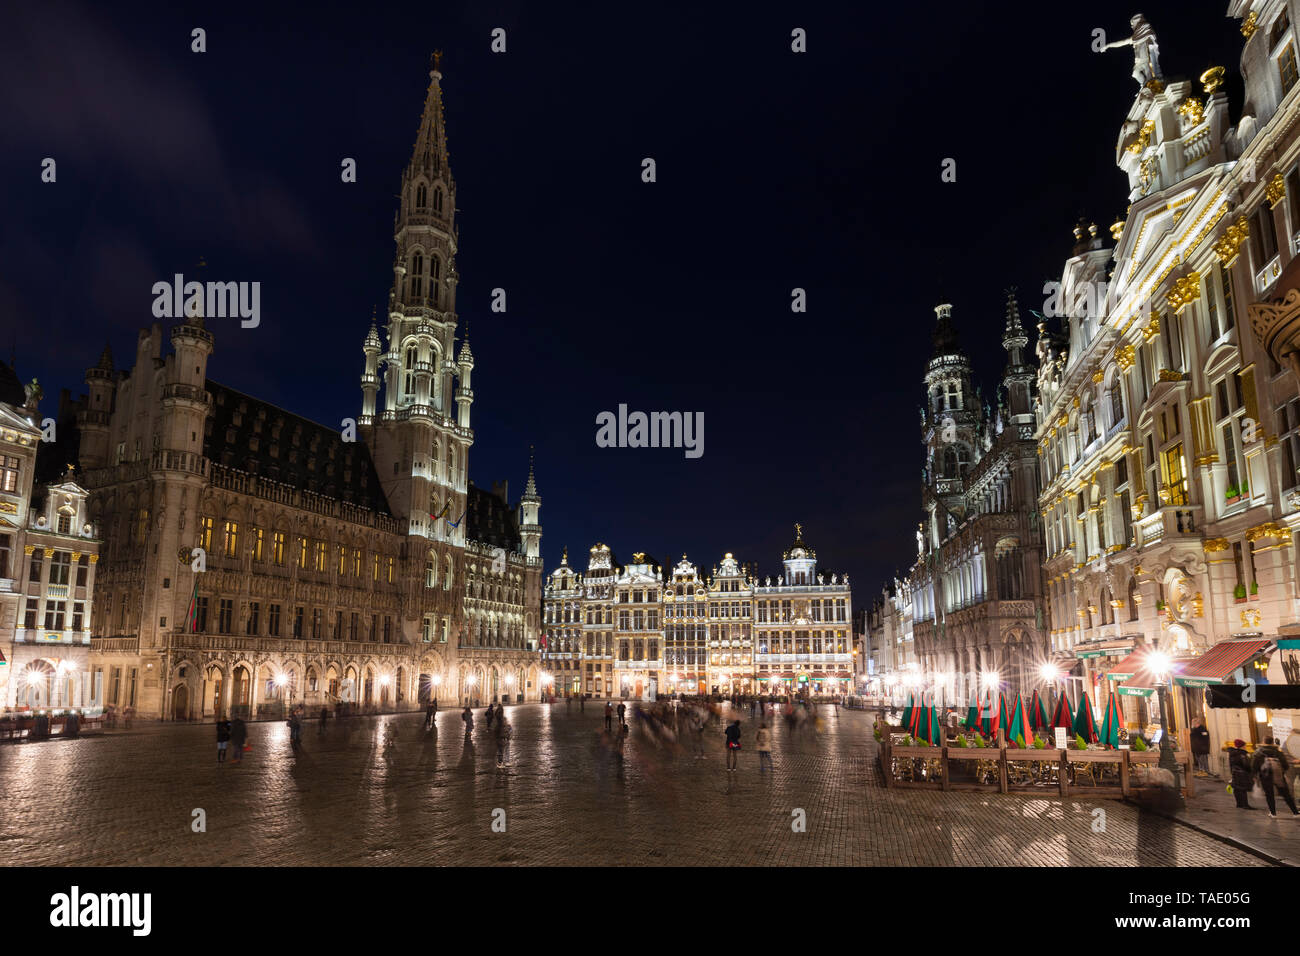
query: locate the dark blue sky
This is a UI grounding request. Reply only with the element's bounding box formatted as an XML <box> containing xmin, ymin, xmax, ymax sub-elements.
<box><xmin>1</xmin><ymin>1</ymin><xmax>1247</xmax><ymax>596</ymax></box>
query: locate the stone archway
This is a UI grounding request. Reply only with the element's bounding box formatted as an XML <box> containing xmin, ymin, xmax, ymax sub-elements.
<box><xmin>204</xmin><ymin>665</ymin><xmax>225</xmax><ymax>719</ymax></box>
<box><xmin>172</xmin><ymin>683</ymin><xmax>190</xmax><ymax>721</ymax></box>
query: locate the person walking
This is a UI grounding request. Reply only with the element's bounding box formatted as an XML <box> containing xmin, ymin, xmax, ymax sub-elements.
<box><xmin>1252</xmin><ymin>737</ymin><xmax>1300</xmax><ymax>817</ymax></box>
<box><xmin>604</xmin><ymin>702</ymin><xmax>613</xmax><ymax>731</ymax></box>
<box><xmin>617</xmin><ymin>701</ymin><xmax>627</xmax><ymax>727</ymax></box>
<box><xmin>1285</xmin><ymin>732</ymin><xmax>1300</xmax><ymax>794</ymax></box>
<box><xmin>693</xmin><ymin>710</ymin><xmax>707</xmax><ymax>759</ymax></box>
<box><xmin>424</xmin><ymin>701</ymin><xmax>435</xmax><ymax>730</ymax></box>
<box><xmin>1189</xmin><ymin>717</ymin><xmax>1211</xmax><ymax>775</ymax></box>
<box><xmin>288</xmin><ymin>711</ymin><xmax>302</xmax><ymax>753</ymax></box>
<box><xmin>230</xmin><ymin>716</ymin><xmax>247</xmax><ymax>763</ymax></box>
<box><xmin>495</xmin><ymin>713</ymin><xmax>512</xmax><ymax>767</ymax></box>
<box><xmin>1228</xmin><ymin>739</ymin><xmax>1254</xmax><ymax>809</ymax></box>
<box><xmin>756</xmin><ymin>722</ymin><xmax>773</xmax><ymax>773</ymax></box>
<box><xmin>580</xmin><ymin>695</ymin><xmax>586</xmax><ymax>713</ymax></box>
<box><xmin>318</xmin><ymin>705</ymin><xmax>329</xmax><ymax>734</ymax></box>
<box><xmin>216</xmin><ymin>718</ymin><xmax>231</xmax><ymax>763</ymax></box>
<box><xmin>485</xmin><ymin>702</ymin><xmax>495</xmax><ymax>731</ymax></box>
<box><xmin>725</xmin><ymin>719</ymin><xmax>742</xmax><ymax>772</ymax></box>
<box><xmin>462</xmin><ymin>706</ymin><xmax>474</xmax><ymax>739</ymax></box>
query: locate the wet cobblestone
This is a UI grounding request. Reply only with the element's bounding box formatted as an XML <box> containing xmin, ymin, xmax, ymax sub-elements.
<box><xmin>0</xmin><ymin>706</ymin><xmax>1269</xmax><ymax>866</ymax></box>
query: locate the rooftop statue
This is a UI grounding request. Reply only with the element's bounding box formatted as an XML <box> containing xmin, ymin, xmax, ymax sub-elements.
<box><xmin>1101</xmin><ymin>14</ymin><xmax>1162</xmax><ymax>87</ymax></box>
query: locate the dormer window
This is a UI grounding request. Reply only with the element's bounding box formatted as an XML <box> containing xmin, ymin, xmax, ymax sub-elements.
<box><xmin>1271</xmin><ymin>9</ymin><xmax>1291</xmax><ymax>50</ymax></box>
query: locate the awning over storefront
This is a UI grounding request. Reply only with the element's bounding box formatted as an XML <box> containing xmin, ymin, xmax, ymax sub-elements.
<box><xmin>1173</xmin><ymin>638</ymin><xmax>1273</xmax><ymax>688</ymax></box>
<box><xmin>1074</xmin><ymin>639</ymin><xmax>1135</xmax><ymax>660</ymax></box>
<box><xmin>1105</xmin><ymin>648</ymin><xmax>1157</xmax><ymax>681</ymax></box>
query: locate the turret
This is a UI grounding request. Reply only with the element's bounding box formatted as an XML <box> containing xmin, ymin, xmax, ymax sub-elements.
<box><xmin>360</xmin><ymin>310</ymin><xmax>382</xmax><ymax>424</ymax></box>
<box><xmin>78</xmin><ymin>342</ymin><xmax>116</xmax><ymax>469</ymax></box>
<box><xmin>519</xmin><ymin>446</ymin><xmax>542</xmax><ymax>559</ymax></box>
<box><xmin>455</xmin><ymin>336</ymin><xmax>474</xmax><ymax>429</ymax></box>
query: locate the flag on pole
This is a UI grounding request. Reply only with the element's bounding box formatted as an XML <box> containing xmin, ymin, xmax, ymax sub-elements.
<box><xmin>185</xmin><ymin>579</ymin><xmax>200</xmax><ymax>632</ymax></box>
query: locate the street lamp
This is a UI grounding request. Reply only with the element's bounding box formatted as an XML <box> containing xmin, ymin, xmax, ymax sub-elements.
<box><xmin>1148</xmin><ymin>650</ymin><xmax>1185</xmax><ymax>806</ymax></box>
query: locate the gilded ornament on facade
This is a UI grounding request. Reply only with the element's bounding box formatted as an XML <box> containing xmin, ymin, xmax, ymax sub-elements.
<box><xmin>1091</xmin><ymin>368</ymin><xmax>1105</xmax><ymax>384</ymax></box>
<box><xmin>1245</xmin><ymin>522</ymin><xmax>1292</xmax><ymax>543</ymax></box>
<box><xmin>1267</xmin><ymin>173</ymin><xmax>1287</xmax><ymax>209</ymax></box>
<box><xmin>1127</xmin><ymin>119</ymin><xmax>1156</xmax><ymax>155</ymax></box>
<box><xmin>1212</xmin><ymin>217</ymin><xmax>1249</xmax><ymax>265</ymax></box>
<box><xmin>1200</xmin><ymin>66</ymin><xmax>1225</xmax><ymax>94</ymax></box>
<box><xmin>1241</xmin><ymin>608</ymin><xmax>1262</xmax><ymax>629</ymax></box>
<box><xmin>1192</xmin><ymin>592</ymin><xmax>1204</xmax><ymax>617</ymax></box>
<box><xmin>1167</xmin><ymin>271</ymin><xmax>1202</xmax><ymax>313</ymax></box>
<box><xmin>1115</xmin><ymin>344</ymin><xmax>1136</xmax><ymax>370</ymax></box>
<box><xmin>1176</xmin><ymin>97</ymin><xmax>1205</xmax><ymax>127</ymax></box>
<box><xmin>1142</xmin><ymin>315</ymin><xmax>1161</xmax><ymax>341</ymax></box>
<box><xmin>1241</xmin><ymin>11</ymin><xmax>1258</xmax><ymax>38</ymax></box>
<box><xmin>1203</xmin><ymin>537</ymin><xmax>1230</xmax><ymax>552</ymax></box>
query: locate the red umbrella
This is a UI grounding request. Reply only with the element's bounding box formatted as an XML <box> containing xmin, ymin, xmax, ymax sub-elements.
<box><xmin>1050</xmin><ymin>691</ymin><xmax>1072</xmax><ymax>729</ymax></box>
<box><xmin>1029</xmin><ymin>688</ymin><xmax>1049</xmax><ymax>730</ymax></box>
<box><xmin>1073</xmin><ymin>691</ymin><xmax>1100</xmax><ymax>743</ymax></box>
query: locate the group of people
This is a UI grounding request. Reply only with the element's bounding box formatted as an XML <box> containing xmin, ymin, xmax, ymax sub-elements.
<box><xmin>1227</xmin><ymin>736</ymin><xmax>1300</xmax><ymax>817</ymax></box>
<box><xmin>460</xmin><ymin>702</ymin><xmax>513</xmax><ymax>765</ymax></box>
<box><xmin>214</xmin><ymin>715</ymin><xmax>248</xmax><ymax>763</ymax></box>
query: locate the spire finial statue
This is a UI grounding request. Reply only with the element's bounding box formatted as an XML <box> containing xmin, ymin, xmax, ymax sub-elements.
<box><xmin>1101</xmin><ymin>14</ymin><xmax>1162</xmax><ymax>87</ymax></box>
<box><xmin>431</xmin><ymin>50</ymin><xmax>443</xmax><ymax>73</ymax></box>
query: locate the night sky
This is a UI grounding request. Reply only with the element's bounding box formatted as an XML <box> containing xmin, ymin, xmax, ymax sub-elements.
<box><xmin>1</xmin><ymin>1</ymin><xmax>1248</xmax><ymax>600</ymax></box>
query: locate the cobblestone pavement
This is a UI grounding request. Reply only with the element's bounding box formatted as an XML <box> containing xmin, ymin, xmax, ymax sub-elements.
<box><xmin>0</xmin><ymin>705</ymin><xmax>1270</xmax><ymax>866</ymax></box>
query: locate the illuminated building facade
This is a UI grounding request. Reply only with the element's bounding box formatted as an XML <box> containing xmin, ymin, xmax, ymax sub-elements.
<box><xmin>0</xmin><ymin>380</ymin><xmax>102</xmax><ymax>712</ymax></box>
<box><xmin>543</xmin><ymin>531</ymin><xmax>853</xmax><ymax>699</ymax></box>
<box><xmin>75</xmin><ymin>59</ymin><xmax>543</xmax><ymax>719</ymax></box>
<box><xmin>1036</xmin><ymin>4</ymin><xmax>1300</xmax><ymax>760</ymax></box>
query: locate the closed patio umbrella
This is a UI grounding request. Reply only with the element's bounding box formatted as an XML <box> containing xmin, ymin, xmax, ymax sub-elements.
<box><xmin>1007</xmin><ymin>692</ymin><xmax>1030</xmax><ymax>746</ymax></box>
<box><xmin>901</xmin><ymin>692</ymin><xmax>915</xmax><ymax>732</ymax></box>
<box><xmin>1073</xmin><ymin>690</ymin><xmax>1099</xmax><ymax>743</ymax></box>
<box><xmin>1099</xmin><ymin>689</ymin><xmax>1123</xmax><ymax>749</ymax></box>
<box><xmin>1050</xmin><ymin>691</ymin><xmax>1073</xmax><ymax>729</ymax></box>
<box><xmin>962</xmin><ymin>692</ymin><xmax>979</xmax><ymax>730</ymax></box>
<box><xmin>1030</xmin><ymin>688</ymin><xmax>1049</xmax><ymax>730</ymax></box>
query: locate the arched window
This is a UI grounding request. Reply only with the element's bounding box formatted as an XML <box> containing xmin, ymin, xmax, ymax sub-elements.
<box><xmin>1099</xmin><ymin>587</ymin><xmax>1113</xmax><ymax>625</ymax></box>
<box><xmin>445</xmin><ymin>555</ymin><xmax>454</xmax><ymax>590</ymax></box>
<box><xmin>404</xmin><ymin>345</ymin><xmax>418</xmax><ymax>400</ymax></box>
<box><xmin>415</xmin><ymin>183</ymin><xmax>427</xmax><ymax>209</ymax></box>
<box><xmin>430</xmin><ymin>257</ymin><xmax>441</xmax><ymax>308</ymax></box>
<box><xmin>1108</xmin><ymin>377</ymin><xmax>1124</xmax><ymax>427</ymax></box>
<box><xmin>431</xmin><ymin>438</ymin><xmax>440</xmax><ymax>475</ymax></box>
<box><xmin>410</xmin><ymin>252</ymin><xmax>424</xmax><ymax>297</ymax></box>
<box><xmin>433</xmin><ymin>187</ymin><xmax>444</xmax><ymax>214</ymax></box>
<box><xmin>447</xmin><ymin>447</ymin><xmax>456</xmax><ymax>483</ymax></box>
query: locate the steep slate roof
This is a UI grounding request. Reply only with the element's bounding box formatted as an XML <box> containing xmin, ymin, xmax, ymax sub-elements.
<box><xmin>466</xmin><ymin>480</ymin><xmax>521</xmax><ymax>552</ymax></box>
<box><xmin>0</xmin><ymin>360</ymin><xmax>26</xmax><ymax>407</ymax></box>
<box><xmin>203</xmin><ymin>380</ymin><xmax>390</xmax><ymax>513</ymax></box>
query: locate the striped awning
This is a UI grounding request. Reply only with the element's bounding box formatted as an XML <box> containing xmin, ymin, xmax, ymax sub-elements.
<box><xmin>1174</xmin><ymin>638</ymin><xmax>1273</xmax><ymax>688</ymax></box>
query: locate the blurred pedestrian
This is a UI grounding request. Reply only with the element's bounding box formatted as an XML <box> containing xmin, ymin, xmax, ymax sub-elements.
<box><xmin>495</xmin><ymin>714</ymin><xmax>512</xmax><ymax>767</ymax></box>
<box><xmin>1189</xmin><ymin>717</ymin><xmax>1210</xmax><ymax>775</ymax></box>
<box><xmin>230</xmin><ymin>716</ymin><xmax>247</xmax><ymax>763</ymax></box>
<box><xmin>485</xmin><ymin>702</ymin><xmax>495</xmax><ymax>730</ymax></box>
<box><xmin>1228</xmin><ymin>739</ymin><xmax>1253</xmax><ymax>809</ymax></box>
<box><xmin>617</xmin><ymin>702</ymin><xmax>626</xmax><ymax>727</ymax></box>
<box><xmin>604</xmin><ymin>702</ymin><xmax>613</xmax><ymax>731</ymax></box>
<box><xmin>288</xmin><ymin>711</ymin><xmax>302</xmax><ymax>753</ymax></box>
<box><xmin>424</xmin><ymin>701</ymin><xmax>435</xmax><ymax>730</ymax></box>
<box><xmin>319</xmin><ymin>705</ymin><xmax>329</xmax><ymax>734</ymax></box>
<box><xmin>1252</xmin><ymin>737</ymin><xmax>1299</xmax><ymax>817</ymax></box>
<box><xmin>756</xmin><ymin>722</ymin><xmax>773</xmax><ymax>773</ymax></box>
<box><xmin>462</xmin><ymin>706</ymin><xmax>474</xmax><ymax>739</ymax></box>
<box><xmin>216</xmin><ymin>718</ymin><xmax>231</xmax><ymax>763</ymax></box>
<box><xmin>725</xmin><ymin>719</ymin><xmax>741</xmax><ymax>772</ymax></box>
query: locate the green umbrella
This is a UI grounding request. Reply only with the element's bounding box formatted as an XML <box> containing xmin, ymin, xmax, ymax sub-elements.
<box><xmin>1050</xmin><ymin>691</ymin><xmax>1073</xmax><ymax>729</ymax></box>
<box><xmin>1007</xmin><ymin>692</ymin><xmax>1029</xmax><ymax>745</ymax></box>
<box><xmin>918</xmin><ymin>702</ymin><xmax>943</xmax><ymax>745</ymax></box>
<box><xmin>962</xmin><ymin>692</ymin><xmax>979</xmax><ymax>730</ymax></box>
<box><xmin>1099</xmin><ymin>690</ymin><xmax>1123</xmax><ymax>749</ymax></box>
<box><xmin>996</xmin><ymin>692</ymin><xmax>1010</xmax><ymax>744</ymax></box>
<box><xmin>900</xmin><ymin>692</ymin><xmax>914</xmax><ymax>733</ymax></box>
<box><xmin>1073</xmin><ymin>690</ymin><xmax>1099</xmax><ymax>743</ymax></box>
<box><xmin>1029</xmin><ymin>688</ymin><xmax>1049</xmax><ymax>730</ymax></box>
